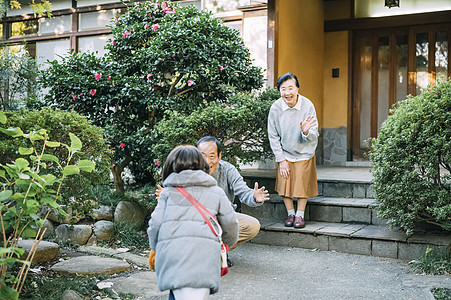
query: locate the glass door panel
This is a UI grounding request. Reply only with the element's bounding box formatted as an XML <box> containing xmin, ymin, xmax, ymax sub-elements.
<box><xmin>396</xmin><ymin>35</ymin><xmax>408</xmax><ymax>102</ymax></box>
<box><xmin>359</xmin><ymin>36</ymin><xmax>372</xmax><ymax>148</ymax></box>
<box><xmin>435</xmin><ymin>31</ymin><xmax>448</xmax><ymax>82</ymax></box>
<box><xmin>416</xmin><ymin>32</ymin><xmax>429</xmax><ymax>94</ymax></box>
<box><xmin>377</xmin><ymin>36</ymin><xmax>390</xmax><ymax>132</ymax></box>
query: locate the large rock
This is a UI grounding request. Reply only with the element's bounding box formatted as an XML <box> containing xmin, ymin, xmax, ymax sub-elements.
<box><xmin>30</xmin><ymin>219</ymin><xmax>54</xmax><ymax>239</ymax></box>
<box><xmin>92</xmin><ymin>205</ymin><xmax>113</xmax><ymax>221</ymax></box>
<box><xmin>51</xmin><ymin>255</ymin><xmax>131</xmax><ymax>276</ymax></box>
<box><xmin>17</xmin><ymin>240</ymin><xmax>60</xmax><ymax>263</ymax></box>
<box><xmin>41</xmin><ymin>219</ymin><xmax>55</xmax><ymax>238</ymax></box>
<box><xmin>55</xmin><ymin>224</ymin><xmax>92</xmax><ymax>245</ymax></box>
<box><xmin>47</xmin><ymin>206</ymin><xmax>83</xmax><ymax>224</ymax></box>
<box><xmin>97</xmin><ymin>271</ymin><xmax>167</xmax><ymax>299</ymax></box>
<box><xmin>62</xmin><ymin>290</ymin><xmax>83</xmax><ymax>300</ymax></box>
<box><xmin>93</xmin><ymin>220</ymin><xmax>114</xmax><ymax>241</ymax></box>
<box><xmin>114</xmin><ymin>201</ymin><xmax>146</xmax><ymax>229</ymax></box>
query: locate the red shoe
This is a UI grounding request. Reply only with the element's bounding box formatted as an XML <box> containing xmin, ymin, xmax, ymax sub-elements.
<box><xmin>293</xmin><ymin>216</ymin><xmax>305</xmax><ymax>228</ymax></box>
<box><xmin>284</xmin><ymin>215</ymin><xmax>295</xmax><ymax>227</ymax></box>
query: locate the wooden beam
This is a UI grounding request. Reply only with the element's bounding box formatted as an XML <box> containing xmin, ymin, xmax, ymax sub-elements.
<box><xmin>325</xmin><ymin>10</ymin><xmax>451</xmax><ymax>32</ymax></box>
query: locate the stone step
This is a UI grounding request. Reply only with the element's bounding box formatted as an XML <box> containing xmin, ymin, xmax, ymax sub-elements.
<box><xmin>242</xmin><ymin>195</ymin><xmax>386</xmax><ymax>225</ymax></box>
<box><xmin>251</xmin><ymin>219</ymin><xmax>451</xmax><ymax>260</ymax></box>
<box><xmin>241</xmin><ymin>167</ymin><xmax>374</xmax><ymax>198</ymax></box>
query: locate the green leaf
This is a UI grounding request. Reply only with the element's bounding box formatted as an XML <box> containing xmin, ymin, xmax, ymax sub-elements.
<box><xmin>62</xmin><ymin>165</ymin><xmax>80</xmax><ymax>176</ymax></box>
<box><xmin>0</xmin><ymin>111</ymin><xmax>6</xmax><ymax>124</ymax></box>
<box><xmin>0</xmin><ymin>282</ymin><xmax>19</xmax><ymax>300</ymax></box>
<box><xmin>22</xmin><ymin>227</ymin><xmax>37</xmax><ymax>238</ymax></box>
<box><xmin>47</xmin><ymin>201</ymin><xmax>59</xmax><ymax>209</ymax></box>
<box><xmin>15</xmin><ymin>158</ymin><xmax>29</xmax><ymax>171</ymax></box>
<box><xmin>28</xmin><ymin>131</ymin><xmax>46</xmax><ymax>142</ymax></box>
<box><xmin>0</xmin><ymin>190</ymin><xmax>12</xmax><ymax>202</ymax></box>
<box><xmin>41</xmin><ymin>154</ymin><xmax>59</xmax><ymax>163</ymax></box>
<box><xmin>17</xmin><ymin>173</ymin><xmax>30</xmax><ymax>180</ymax></box>
<box><xmin>78</xmin><ymin>160</ymin><xmax>95</xmax><ymax>172</ymax></box>
<box><xmin>0</xmin><ymin>127</ymin><xmax>23</xmax><ymax>137</ymax></box>
<box><xmin>11</xmin><ymin>193</ymin><xmax>24</xmax><ymax>201</ymax></box>
<box><xmin>69</xmin><ymin>133</ymin><xmax>82</xmax><ymax>152</ymax></box>
<box><xmin>40</xmin><ymin>174</ymin><xmax>57</xmax><ymax>186</ymax></box>
<box><xmin>18</xmin><ymin>147</ymin><xmax>33</xmax><ymax>155</ymax></box>
<box><xmin>46</xmin><ymin>141</ymin><xmax>60</xmax><ymax>148</ymax></box>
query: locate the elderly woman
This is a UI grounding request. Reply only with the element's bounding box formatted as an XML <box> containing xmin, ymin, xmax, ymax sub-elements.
<box><xmin>267</xmin><ymin>72</ymin><xmax>319</xmax><ymax>228</ymax></box>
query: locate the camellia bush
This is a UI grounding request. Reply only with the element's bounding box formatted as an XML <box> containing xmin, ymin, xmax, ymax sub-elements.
<box><xmin>40</xmin><ymin>0</ymin><xmax>263</xmax><ymax>192</ymax></box>
<box><xmin>369</xmin><ymin>80</ymin><xmax>450</xmax><ymax>235</ymax></box>
<box><xmin>152</xmin><ymin>88</ymin><xmax>279</xmax><ymax>171</ymax></box>
<box><xmin>0</xmin><ymin>108</ymin><xmax>112</xmax><ymax>216</ymax></box>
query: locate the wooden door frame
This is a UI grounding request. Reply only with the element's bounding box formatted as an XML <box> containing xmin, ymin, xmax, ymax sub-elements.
<box><xmin>351</xmin><ymin>28</ymin><xmax>409</xmax><ymax>158</ymax></box>
<box><xmin>351</xmin><ymin>24</ymin><xmax>450</xmax><ymax>160</ymax></box>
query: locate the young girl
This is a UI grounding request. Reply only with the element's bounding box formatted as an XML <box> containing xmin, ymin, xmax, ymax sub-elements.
<box><xmin>147</xmin><ymin>145</ymin><xmax>238</xmax><ymax>300</ymax></box>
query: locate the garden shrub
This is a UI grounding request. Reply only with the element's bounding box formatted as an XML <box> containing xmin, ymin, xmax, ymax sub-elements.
<box><xmin>369</xmin><ymin>80</ymin><xmax>450</xmax><ymax>235</ymax></box>
<box><xmin>0</xmin><ymin>110</ymin><xmax>95</xmax><ymax>299</ymax></box>
<box><xmin>40</xmin><ymin>0</ymin><xmax>264</xmax><ymax>192</ymax></box>
<box><xmin>152</xmin><ymin>88</ymin><xmax>279</xmax><ymax>172</ymax></box>
<box><xmin>0</xmin><ymin>108</ymin><xmax>112</xmax><ymax>216</ymax></box>
<box><xmin>0</xmin><ymin>48</ymin><xmax>38</xmax><ymax>111</ymax></box>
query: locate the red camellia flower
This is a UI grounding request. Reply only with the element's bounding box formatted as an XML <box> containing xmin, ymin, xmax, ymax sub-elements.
<box><xmin>90</xmin><ymin>89</ymin><xmax>97</xmax><ymax>96</ymax></box>
<box><xmin>71</xmin><ymin>94</ymin><xmax>77</xmax><ymax>99</ymax></box>
<box><xmin>152</xmin><ymin>24</ymin><xmax>160</xmax><ymax>31</ymax></box>
<box><xmin>154</xmin><ymin>158</ymin><xmax>161</xmax><ymax>166</ymax></box>
<box><xmin>120</xmin><ymin>142</ymin><xmax>125</xmax><ymax>148</ymax></box>
<box><xmin>123</xmin><ymin>31</ymin><xmax>129</xmax><ymax>38</ymax></box>
<box><xmin>144</xmin><ymin>24</ymin><xmax>149</xmax><ymax>30</ymax></box>
<box><xmin>95</xmin><ymin>73</ymin><xmax>102</xmax><ymax>80</ymax></box>
<box><xmin>187</xmin><ymin>80</ymin><xmax>195</xmax><ymax>86</ymax></box>
<box><xmin>111</xmin><ymin>40</ymin><xmax>116</xmax><ymax>46</ymax></box>
<box><xmin>107</xmin><ymin>76</ymin><xmax>112</xmax><ymax>81</ymax></box>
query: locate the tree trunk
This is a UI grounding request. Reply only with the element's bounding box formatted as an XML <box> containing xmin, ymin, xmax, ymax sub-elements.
<box><xmin>112</xmin><ymin>155</ymin><xmax>132</xmax><ymax>193</ymax></box>
<box><xmin>112</xmin><ymin>165</ymin><xmax>125</xmax><ymax>193</ymax></box>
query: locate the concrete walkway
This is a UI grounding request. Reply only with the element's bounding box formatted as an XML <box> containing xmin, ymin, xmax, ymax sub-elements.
<box><xmin>91</xmin><ymin>243</ymin><xmax>450</xmax><ymax>300</ymax></box>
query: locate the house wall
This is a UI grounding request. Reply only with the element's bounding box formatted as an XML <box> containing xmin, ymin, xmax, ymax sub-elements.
<box><xmin>277</xmin><ymin>0</ymin><xmax>352</xmax><ymax>165</ymax></box>
<box><xmin>276</xmin><ymin>0</ymin><xmax>324</xmax><ymax>125</ymax></box>
<box><xmin>321</xmin><ymin>30</ymin><xmax>349</xmax><ymax>165</ymax></box>
<box><xmin>323</xmin><ymin>31</ymin><xmax>348</xmax><ymax>129</ymax></box>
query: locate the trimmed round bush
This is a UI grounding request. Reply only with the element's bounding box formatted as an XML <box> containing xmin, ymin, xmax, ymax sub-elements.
<box><xmin>0</xmin><ymin>108</ymin><xmax>112</xmax><ymax>216</ymax></box>
<box><xmin>151</xmin><ymin>88</ymin><xmax>279</xmax><ymax>171</ymax></box>
<box><xmin>369</xmin><ymin>80</ymin><xmax>450</xmax><ymax>235</ymax></box>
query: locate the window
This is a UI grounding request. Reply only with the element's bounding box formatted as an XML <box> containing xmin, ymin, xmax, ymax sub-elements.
<box><xmin>78</xmin><ymin>34</ymin><xmax>111</xmax><ymax>56</ymax></box>
<box><xmin>11</xmin><ymin>20</ymin><xmax>39</xmax><ymax>38</ymax></box>
<box><xmin>79</xmin><ymin>9</ymin><xmax>123</xmax><ymax>31</ymax></box>
<box><xmin>39</xmin><ymin>15</ymin><xmax>71</xmax><ymax>35</ymax></box>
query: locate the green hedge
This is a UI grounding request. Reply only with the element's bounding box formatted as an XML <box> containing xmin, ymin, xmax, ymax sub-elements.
<box><xmin>369</xmin><ymin>80</ymin><xmax>450</xmax><ymax>235</ymax></box>
<box><xmin>151</xmin><ymin>88</ymin><xmax>279</xmax><ymax>172</ymax></box>
<box><xmin>0</xmin><ymin>108</ymin><xmax>112</xmax><ymax>215</ymax></box>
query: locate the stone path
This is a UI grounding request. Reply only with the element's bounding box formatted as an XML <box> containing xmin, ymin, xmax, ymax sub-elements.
<box><xmin>51</xmin><ymin>255</ymin><xmax>131</xmax><ymax>276</ymax></box>
<box><xmin>69</xmin><ymin>243</ymin><xmax>450</xmax><ymax>300</ymax></box>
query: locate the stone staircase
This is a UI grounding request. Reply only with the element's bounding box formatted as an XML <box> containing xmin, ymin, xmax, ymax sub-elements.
<box><xmin>240</xmin><ymin>167</ymin><xmax>450</xmax><ymax>261</ymax></box>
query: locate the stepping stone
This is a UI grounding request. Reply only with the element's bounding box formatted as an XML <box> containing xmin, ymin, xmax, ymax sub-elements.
<box><xmin>97</xmin><ymin>271</ymin><xmax>167</xmax><ymax>299</ymax></box>
<box><xmin>17</xmin><ymin>240</ymin><xmax>60</xmax><ymax>263</ymax></box>
<box><xmin>51</xmin><ymin>256</ymin><xmax>131</xmax><ymax>276</ymax></box>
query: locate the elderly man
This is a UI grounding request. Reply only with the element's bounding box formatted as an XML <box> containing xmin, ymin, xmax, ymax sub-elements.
<box><xmin>196</xmin><ymin>137</ymin><xmax>269</xmax><ymax>251</ymax></box>
<box><xmin>157</xmin><ymin>136</ymin><xmax>269</xmax><ymax>265</ymax></box>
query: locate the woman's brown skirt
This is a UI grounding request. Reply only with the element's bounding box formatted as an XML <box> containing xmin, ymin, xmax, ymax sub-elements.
<box><xmin>275</xmin><ymin>156</ymin><xmax>318</xmax><ymax>199</ymax></box>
